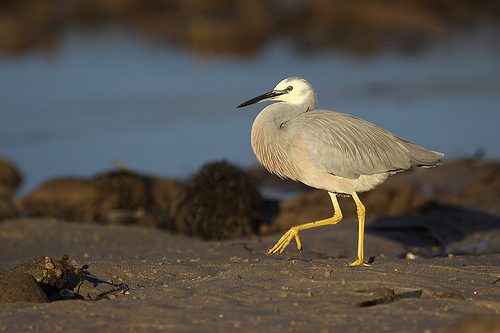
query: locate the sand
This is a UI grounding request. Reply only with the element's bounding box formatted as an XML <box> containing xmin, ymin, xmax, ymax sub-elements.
<box><xmin>1</xmin><ymin>160</ymin><xmax>499</xmax><ymax>332</ymax></box>
<box><xmin>0</xmin><ymin>216</ymin><xmax>499</xmax><ymax>332</ymax></box>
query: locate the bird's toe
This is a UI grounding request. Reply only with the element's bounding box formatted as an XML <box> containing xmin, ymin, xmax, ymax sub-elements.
<box><xmin>348</xmin><ymin>258</ymin><xmax>369</xmax><ymax>267</ymax></box>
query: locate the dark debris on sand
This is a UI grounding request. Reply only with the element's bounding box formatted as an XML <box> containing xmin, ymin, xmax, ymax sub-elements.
<box><xmin>0</xmin><ymin>255</ymin><xmax>82</xmax><ymax>304</ymax></box>
<box><xmin>161</xmin><ymin>161</ymin><xmax>263</xmax><ymax>240</ymax></box>
<box><xmin>19</xmin><ymin>171</ymin><xmax>182</xmax><ymax>227</ymax></box>
<box><xmin>1</xmin><ymin>254</ymin><xmax>130</xmax><ymax>304</ymax></box>
<box><xmin>14</xmin><ymin>160</ymin><xmax>263</xmax><ymax>241</ymax></box>
<box><xmin>1</xmin><ymin>158</ymin><xmax>500</xmax><ymax>248</ymax></box>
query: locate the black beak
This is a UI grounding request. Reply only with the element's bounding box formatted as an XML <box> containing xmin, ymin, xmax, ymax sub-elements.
<box><xmin>237</xmin><ymin>90</ymin><xmax>286</xmax><ymax>108</ymax></box>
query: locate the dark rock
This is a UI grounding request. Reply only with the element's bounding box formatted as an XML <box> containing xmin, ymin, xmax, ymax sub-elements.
<box><xmin>19</xmin><ymin>178</ymin><xmax>94</xmax><ymax>220</ymax></box>
<box><xmin>88</xmin><ymin>171</ymin><xmax>157</xmax><ymax>225</ymax></box>
<box><xmin>449</xmin><ymin>162</ymin><xmax>500</xmax><ymax>215</ymax></box>
<box><xmin>0</xmin><ymin>159</ymin><xmax>23</xmax><ymax>220</ymax></box>
<box><xmin>148</xmin><ymin>176</ymin><xmax>184</xmax><ymax>211</ymax></box>
<box><xmin>0</xmin><ymin>270</ymin><xmax>49</xmax><ymax>304</ymax></box>
<box><xmin>0</xmin><ymin>159</ymin><xmax>22</xmax><ymax>196</ymax></box>
<box><xmin>0</xmin><ymin>195</ymin><xmax>19</xmax><ymax>221</ymax></box>
<box><xmin>19</xmin><ymin>171</ymin><xmax>182</xmax><ymax>226</ymax></box>
<box><xmin>368</xmin><ymin>203</ymin><xmax>500</xmax><ymax>255</ymax></box>
<box><xmin>273</xmin><ymin>190</ymin><xmax>332</xmax><ymax>233</ymax></box>
<box><xmin>274</xmin><ymin>184</ymin><xmax>430</xmax><ymax>232</ymax></box>
<box><xmin>88</xmin><ymin>171</ymin><xmax>182</xmax><ymax>226</ymax></box>
<box><xmin>163</xmin><ymin>161</ymin><xmax>262</xmax><ymax>240</ymax></box>
<box><xmin>11</xmin><ymin>255</ymin><xmax>79</xmax><ymax>296</ymax></box>
<box><xmin>361</xmin><ymin>184</ymin><xmax>430</xmax><ymax>217</ymax></box>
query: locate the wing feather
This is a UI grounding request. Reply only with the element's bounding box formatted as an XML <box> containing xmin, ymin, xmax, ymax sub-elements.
<box><xmin>291</xmin><ymin>110</ymin><xmax>414</xmax><ymax>179</ymax></box>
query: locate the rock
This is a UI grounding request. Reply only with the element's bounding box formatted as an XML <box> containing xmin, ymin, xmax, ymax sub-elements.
<box><xmin>0</xmin><ymin>270</ymin><xmax>48</xmax><ymax>304</ymax></box>
<box><xmin>163</xmin><ymin>161</ymin><xmax>262</xmax><ymax>240</ymax></box>
<box><xmin>19</xmin><ymin>178</ymin><xmax>93</xmax><ymax>220</ymax></box>
<box><xmin>361</xmin><ymin>184</ymin><xmax>430</xmax><ymax>217</ymax></box>
<box><xmin>11</xmin><ymin>255</ymin><xmax>78</xmax><ymax>296</ymax></box>
<box><xmin>19</xmin><ymin>171</ymin><xmax>182</xmax><ymax>226</ymax></box>
<box><xmin>0</xmin><ymin>159</ymin><xmax>23</xmax><ymax>220</ymax></box>
<box><xmin>274</xmin><ymin>184</ymin><xmax>430</xmax><ymax>232</ymax></box>
<box><xmin>88</xmin><ymin>171</ymin><xmax>157</xmax><ymax>225</ymax></box>
<box><xmin>368</xmin><ymin>202</ymin><xmax>500</xmax><ymax>255</ymax></box>
<box><xmin>274</xmin><ymin>190</ymin><xmax>332</xmax><ymax>232</ymax></box>
<box><xmin>450</xmin><ymin>162</ymin><xmax>500</xmax><ymax>215</ymax></box>
<box><xmin>88</xmin><ymin>171</ymin><xmax>182</xmax><ymax>226</ymax></box>
<box><xmin>0</xmin><ymin>198</ymin><xmax>18</xmax><ymax>221</ymax></box>
<box><xmin>0</xmin><ymin>159</ymin><xmax>22</xmax><ymax>196</ymax></box>
<box><xmin>148</xmin><ymin>177</ymin><xmax>183</xmax><ymax>211</ymax></box>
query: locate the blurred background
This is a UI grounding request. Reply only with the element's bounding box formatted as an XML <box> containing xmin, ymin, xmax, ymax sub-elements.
<box><xmin>1</xmin><ymin>0</ymin><xmax>499</xmax><ymax>195</ymax></box>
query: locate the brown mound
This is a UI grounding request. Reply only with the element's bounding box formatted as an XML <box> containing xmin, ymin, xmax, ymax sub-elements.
<box><xmin>162</xmin><ymin>161</ymin><xmax>262</xmax><ymax>240</ymax></box>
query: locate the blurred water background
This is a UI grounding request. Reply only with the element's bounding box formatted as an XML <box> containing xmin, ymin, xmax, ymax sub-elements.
<box><xmin>0</xmin><ymin>1</ymin><xmax>499</xmax><ymax>194</ymax></box>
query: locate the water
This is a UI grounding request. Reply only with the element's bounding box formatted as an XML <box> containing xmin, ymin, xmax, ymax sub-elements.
<box><xmin>1</xmin><ymin>27</ymin><xmax>499</xmax><ymax>194</ymax></box>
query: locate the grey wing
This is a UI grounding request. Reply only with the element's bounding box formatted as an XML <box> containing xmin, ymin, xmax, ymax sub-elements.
<box><xmin>297</xmin><ymin>110</ymin><xmax>440</xmax><ymax>179</ymax></box>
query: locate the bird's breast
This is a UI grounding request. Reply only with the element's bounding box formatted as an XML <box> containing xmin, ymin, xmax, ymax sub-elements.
<box><xmin>251</xmin><ymin>115</ymin><xmax>299</xmax><ymax>180</ymax></box>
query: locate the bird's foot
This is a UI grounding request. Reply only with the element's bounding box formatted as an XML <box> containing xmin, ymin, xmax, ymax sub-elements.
<box><xmin>348</xmin><ymin>258</ymin><xmax>370</xmax><ymax>267</ymax></box>
<box><xmin>268</xmin><ymin>227</ymin><xmax>302</xmax><ymax>255</ymax></box>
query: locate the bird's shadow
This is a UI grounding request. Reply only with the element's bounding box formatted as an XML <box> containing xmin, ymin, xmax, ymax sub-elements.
<box><xmin>367</xmin><ymin>202</ymin><xmax>500</xmax><ymax>257</ymax></box>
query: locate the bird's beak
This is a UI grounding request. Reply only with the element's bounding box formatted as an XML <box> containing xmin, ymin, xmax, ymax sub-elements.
<box><xmin>237</xmin><ymin>90</ymin><xmax>286</xmax><ymax>108</ymax></box>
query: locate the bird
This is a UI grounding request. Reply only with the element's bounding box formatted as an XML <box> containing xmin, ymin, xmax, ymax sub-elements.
<box><xmin>237</xmin><ymin>77</ymin><xmax>443</xmax><ymax>266</ymax></box>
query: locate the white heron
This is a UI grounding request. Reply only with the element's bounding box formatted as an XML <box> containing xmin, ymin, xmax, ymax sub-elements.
<box><xmin>238</xmin><ymin>77</ymin><xmax>443</xmax><ymax>266</ymax></box>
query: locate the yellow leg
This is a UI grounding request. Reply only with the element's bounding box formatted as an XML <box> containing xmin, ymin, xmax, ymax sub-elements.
<box><xmin>349</xmin><ymin>192</ymin><xmax>369</xmax><ymax>266</ymax></box>
<box><xmin>268</xmin><ymin>192</ymin><xmax>342</xmax><ymax>255</ymax></box>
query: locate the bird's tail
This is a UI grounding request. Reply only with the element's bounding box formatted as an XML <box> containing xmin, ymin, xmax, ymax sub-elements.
<box><xmin>400</xmin><ymin>139</ymin><xmax>444</xmax><ymax>167</ymax></box>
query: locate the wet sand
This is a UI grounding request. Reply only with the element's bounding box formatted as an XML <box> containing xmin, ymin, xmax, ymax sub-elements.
<box><xmin>1</xmin><ymin>214</ymin><xmax>499</xmax><ymax>332</ymax></box>
<box><xmin>1</xmin><ymin>160</ymin><xmax>500</xmax><ymax>331</ymax></box>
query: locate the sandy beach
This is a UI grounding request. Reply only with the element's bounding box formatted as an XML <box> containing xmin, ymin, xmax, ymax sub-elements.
<box><xmin>1</xmin><ymin>160</ymin><xmax>499</xmax><ymax>332</ymax></box>
<box><xmin>1</xmin><ymin>218</ymin><xmax>499</xmax><ymax>332</ymax></box>
<box><xmin>1</xmin><ymin>1</ymin><xmax>499</xmax><ymax>331</ymax></box>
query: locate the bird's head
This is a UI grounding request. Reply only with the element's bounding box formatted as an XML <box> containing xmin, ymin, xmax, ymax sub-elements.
<box><xmin>237</xmin><ymin>77</ymin><xmax>317</xmax><ymax>110</ymax></box>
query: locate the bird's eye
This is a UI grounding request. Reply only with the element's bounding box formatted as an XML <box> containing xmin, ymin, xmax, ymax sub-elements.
<box><xmin>286</xmin><ymin>86</ymin><xmax>293</xmax><ymax>92</ymax></box>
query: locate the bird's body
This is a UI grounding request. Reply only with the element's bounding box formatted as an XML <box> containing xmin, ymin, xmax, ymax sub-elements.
<box><xmin>238</xmin><ymin>77</ymin><xmax>443</xmax><ymax>266</ymax></box>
